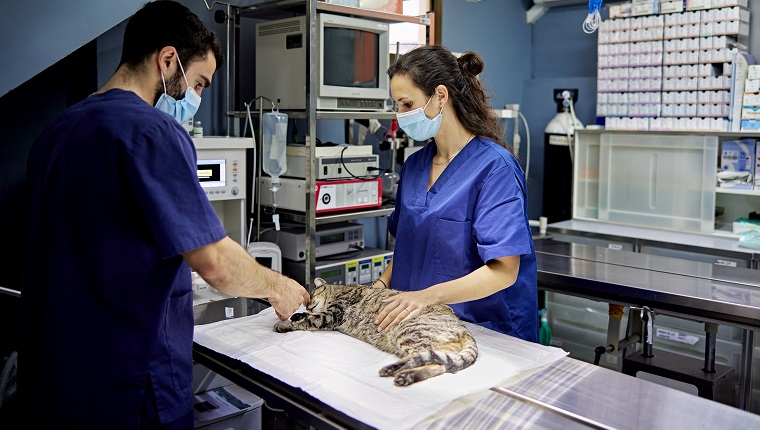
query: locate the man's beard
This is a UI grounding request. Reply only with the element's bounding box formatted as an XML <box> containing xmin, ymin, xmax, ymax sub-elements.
<box><xmin>153</xmin><ymin>70</ymin><xmax>186</xmax><ymax>105</ymax></box>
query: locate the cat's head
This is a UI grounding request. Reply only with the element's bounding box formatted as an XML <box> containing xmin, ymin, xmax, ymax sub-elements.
<box><xmin>306</xmin><ymin>277</ymin><xmax>334</xmax><ymax>312</ymax></box>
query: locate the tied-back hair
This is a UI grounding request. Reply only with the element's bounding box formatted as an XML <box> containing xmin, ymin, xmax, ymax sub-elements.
<box><xmin>119</xmin><ymin>0</ymin><xmax>224</xmax><ymax>72</ymax></box>
<box><xmin>387</xmin><ymin>45</ymin><xmax>509</xmax><ymax>153</ymax></box>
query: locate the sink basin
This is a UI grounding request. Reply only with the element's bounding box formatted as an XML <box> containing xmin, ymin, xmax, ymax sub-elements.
<box><xmin>193</xmin><ymin>297</ymin><xmax>271</xmax><ymax>326</ymax></box>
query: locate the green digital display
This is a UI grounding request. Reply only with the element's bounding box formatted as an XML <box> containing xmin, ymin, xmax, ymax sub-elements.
<box><xmin>319</xmin><ymin>268</ymin><xmax>342</xmax><ymax>279</ymax></box>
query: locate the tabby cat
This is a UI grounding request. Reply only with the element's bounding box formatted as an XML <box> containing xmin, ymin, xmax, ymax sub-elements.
<box><xmin>273</xmin><ymin>278</ymin><xmax>478</xmax><ymax>386</ymax></box>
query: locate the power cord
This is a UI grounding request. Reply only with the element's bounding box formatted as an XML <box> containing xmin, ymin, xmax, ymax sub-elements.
<box><xmin>336</xmin><ymin>146</ymin><xmax>384</xmax><ymax>181</ymax></box>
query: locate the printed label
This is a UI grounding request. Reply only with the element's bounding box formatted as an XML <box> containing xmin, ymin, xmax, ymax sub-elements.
<box><xmin>655</xmin><ymin>328</ymin><xmax>699</xmax><ymax>345</ymax></box>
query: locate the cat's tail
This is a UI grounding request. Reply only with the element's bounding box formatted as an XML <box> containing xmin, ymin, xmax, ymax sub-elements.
<box><xmin>380</xmin><ymin>333</ymin><xmax>479</xmax><ymax>386</ymax></box>
<box><xmin>446</xmin><ymin>332</ymin><xmax>479</xmax><ymax>372</ymax></box>
<box><xmin>411</xmin><ymin>332</ymin><xmax>478</xmax><ymax>373</ymax></box>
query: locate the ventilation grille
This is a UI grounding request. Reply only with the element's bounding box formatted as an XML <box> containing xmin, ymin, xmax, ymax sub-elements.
<box><xmin>258</xmin><ymin>19</ymin><xmax>302</xmax><ymax>37</ymax></box>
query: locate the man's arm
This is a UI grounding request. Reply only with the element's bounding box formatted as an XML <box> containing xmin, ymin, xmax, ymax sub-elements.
<box><xmin>183</xmin><ymin>236</ymin><xmax>310</xmax><ymax>319</ymax></box>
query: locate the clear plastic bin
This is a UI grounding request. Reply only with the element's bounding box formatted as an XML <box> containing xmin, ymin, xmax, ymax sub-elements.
<box><xmin>574</xmin><ymin>132</ymin><xmax>718</xmax><ymax>233</ymax></box>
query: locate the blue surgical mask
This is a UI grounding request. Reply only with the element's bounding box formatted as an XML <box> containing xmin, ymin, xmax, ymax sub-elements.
<box><xmin>395</xmin><ymin>95</ymin><xmax>443</xmax><ymax>141</ymax></box>
<box><xmin>155</xmin><ymin>54</ymin><xmax>201</xmax><ymax>124</ymax></box>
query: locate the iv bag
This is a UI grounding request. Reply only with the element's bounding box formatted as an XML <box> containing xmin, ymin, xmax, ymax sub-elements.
<box><xmin>262</xmin><ymin>110</ymin><xmax>288</xmax><ymax>179</ymax></box>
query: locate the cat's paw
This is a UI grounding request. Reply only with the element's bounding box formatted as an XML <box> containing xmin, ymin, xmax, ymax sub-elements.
<box><xmin>273</xmin><ymin>321</ymin><xmax>294</xmax><ymax>333</ymax></box>
<box><xmin>289</xmin><ymin>312</ymin><xmax>308</xmax><ymax>322</ymax></box>
<box><xmin>379</xmin><ymin>363</ymin><xmax>401</xmax><ymax>377</ymax></box>
<box><xmin>393</xmin><ymin>370</ymin><xmax>417</xmax><ymax>387</ymax></box>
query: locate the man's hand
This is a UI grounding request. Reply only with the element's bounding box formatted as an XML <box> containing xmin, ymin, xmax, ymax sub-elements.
<box><xmin>269</xmin><ymin>275</ymin><xmax>310</xmax><ymax>320</ymax></box>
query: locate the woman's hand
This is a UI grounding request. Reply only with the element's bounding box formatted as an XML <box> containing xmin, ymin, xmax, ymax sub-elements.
<box><xmin>374</xmin><ymin>289</ymin><xmax>437</xmax><ymax>332</ymax></box>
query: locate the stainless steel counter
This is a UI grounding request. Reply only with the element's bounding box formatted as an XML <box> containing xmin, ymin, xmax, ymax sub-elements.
<box><xmin>534</xmin><ymin>237</ymin><xmax>760</xmax><ymax>411</ymax></box>
<box><xmin>547</xmin><ymin>219</ymin><xmax>758</xmax><ymax>268</ymax></box>
<box><xmin>535</xmin><ymin>238</ymin><xmax>760</xmax><ymax>329</ymax></box>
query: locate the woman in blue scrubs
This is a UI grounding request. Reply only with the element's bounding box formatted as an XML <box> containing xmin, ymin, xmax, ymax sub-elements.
<box><xmin>374</xmin><ymin>45</ymin><xmax>538</xmax><ymax>342</ymax></box>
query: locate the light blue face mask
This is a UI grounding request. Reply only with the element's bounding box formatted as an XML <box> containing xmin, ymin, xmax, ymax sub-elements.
<box><xmin>395</xmin><ymin>95</ymin><xmax>443</xmax><ymax>141</ymax></box>
<box><xmin>155</xmin><ymin>54</ymin><xmax>201</xmax><ymax>124</ymax></box>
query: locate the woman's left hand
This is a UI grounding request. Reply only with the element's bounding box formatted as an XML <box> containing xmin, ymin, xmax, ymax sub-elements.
<box><xmin>375</xmin><ymin>289</ymin><xmax>436</xmax><ymax>332</ymax></box>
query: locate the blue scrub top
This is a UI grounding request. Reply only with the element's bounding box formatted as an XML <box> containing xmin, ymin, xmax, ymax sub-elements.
<box><xmin>388</xmin><ymin>136</ymin><xmax>538</xmax><ymax>342</ymax></box>
<box><xmin>21</xmin><ymin>89</ymin><xmax>227</xmax><ymax>427</ymax></box>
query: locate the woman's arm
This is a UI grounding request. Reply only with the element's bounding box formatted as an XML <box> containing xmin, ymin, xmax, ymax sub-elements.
<box><xmin>374</xmin><ymin>255</ymin><xmax>519</xmax><ymax>331</ymax></box>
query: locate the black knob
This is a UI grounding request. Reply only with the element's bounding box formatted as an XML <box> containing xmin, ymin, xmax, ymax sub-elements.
<box><xmin>214</xmin><ymin>10</ymin><xmax>226</xmax><ymax>24</ymax></box>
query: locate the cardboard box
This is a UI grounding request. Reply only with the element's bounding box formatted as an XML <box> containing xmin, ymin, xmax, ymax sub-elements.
<box><xmin>742</xmin><ymin>105</ymin><xmax>760</xmax><ymax>120</ymax></box>
<box><xmin>660</xmin><ymin>1</ymin><xmax>685</xmax><ymax>13</ymax></box>
<box><xmin>632</xmin><ymin>1</ymin><xmax>658</xmax><ymax>16</ymax></box>
<box><xmin>756</xmin><ymin>143</ymin><xmax>760</xmax><ymax>190</ymax></box>
<box><xmin>359</xmin><ymin>0</ymin><xmax>402</xmax><ymax>14</ymax></box>
<box><xmin>749</xmin><ymin>65</ymin><xmax>760</xmax><ymax>80</ymax></box>
<box><xmin>741</xmin><ymin>119</ymin><xmax>760</xmax><ymax>131</ymax></box>
<box><xmin>743</xmin><ymin>93</ymin><xmax>760</xmax><ymax>106</ymax></box>
<box><xmin>719</xmin><ymin>139</ymin><xmax>755</xmax><ymax>190</ymax></box>
<box><xmin>746</xmin><ymin>79</ymin><xmax>760</xmax><ymax>93</ymax></box>
<box><xmin>686</xmin><ymin>0</ymin><xmax>711</xmax><ymax>11</ymax></box>
<box><xmin>323</xmin><ymin>0</ymin><xmax>360</xmax><ymax>6</ymax></box>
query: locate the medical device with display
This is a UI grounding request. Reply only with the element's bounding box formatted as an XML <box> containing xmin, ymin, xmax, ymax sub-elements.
<box><xmin>260</xmin><ymin>221</ymin><xmax>364</xmax><ymax>261</ymax></box>
<box><xmin>255</xmin><ymin>13</ymin><xmax>390</xmax><ymax>111</ymax></box>
<box><xmin>192</xmin><ymin>137</ymin><xmax>253</xmax><ymax>246</ymax></box>
<box><xmin>285</xmin><ymin>145</ymin><xmax>379</xmax><ymax>180</ymax></box>
<box><xmin>259</xmin><ymin>176</ymin><xmax>382</xmax><ymax>213</ymax></box>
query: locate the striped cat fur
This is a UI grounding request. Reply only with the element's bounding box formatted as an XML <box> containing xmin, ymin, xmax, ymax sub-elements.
<box><xmin>274</xmin><ymin>278</ymin><xmax>478</xmax><ymax>386</ymax></box>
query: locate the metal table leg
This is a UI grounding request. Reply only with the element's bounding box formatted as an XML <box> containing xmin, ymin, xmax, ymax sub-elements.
<box><xmin>738</xmin><ymin>329</ymin><xmax>755</xmax><ymax>411</ymax></box>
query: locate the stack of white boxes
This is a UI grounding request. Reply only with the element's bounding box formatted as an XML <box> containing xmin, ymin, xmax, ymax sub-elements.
<box><xmin>598</xmin><ymin>0</ymin><xmax>750</xmax><ymax>131</ymax></box>
<box><xmin>740</xmin><ymin>65</ymin><xmax>760</xmax><ymax>132</ymax></box>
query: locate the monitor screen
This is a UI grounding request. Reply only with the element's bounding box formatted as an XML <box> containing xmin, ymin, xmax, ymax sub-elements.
<box><xmin>322</xmin><ymin>27</ymin><xmax>379</xmax><ymax>89</ymax></box>
<box><xmin>197</xmin><ymin>159</ymin><xmax>226</xmax><ymax>188</ymax></box>
<box><xmin>255</xmin><ymin>256</ymin><xmax>272</xmax><ymax>269</ymax></box>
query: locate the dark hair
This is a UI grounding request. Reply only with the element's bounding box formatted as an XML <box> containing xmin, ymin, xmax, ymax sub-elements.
<box><xmin>120</xmin><ymin>0</ymin><xmax>224</xmax><ymax>72</ymax></box>
<box><xmin>387</xmin><ymin>45</ymin><xmax>507</xmax><ymax>151</ymax></box>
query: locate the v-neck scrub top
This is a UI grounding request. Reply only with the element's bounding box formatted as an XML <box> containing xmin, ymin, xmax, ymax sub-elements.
<box><xmin>388</xmin><ymin>136</ymin><xmax>538</xmax><ymax>342</ymax></box>
<box><xmin>21</xmin><ymin>89</ymin><xmax>227</xmax><ymax>427</ymax></box>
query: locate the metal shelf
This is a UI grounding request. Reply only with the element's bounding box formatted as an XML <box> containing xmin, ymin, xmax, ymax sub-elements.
<box><xmin>316</xmin><ymin>110</ymin><xmax>397</xmax><ymax>120</ymax></box>
<box><xmin>238</xmin><ymin>0</ymin><xmax>432</xmax><ymax>25</ymax></box>
<box><xmin>715</xmin><ymin>187</ymin><xmax>760</xmax><ymax>196</ymax></box>
<box><xmin>577</xmin><ymin>129</ymin><xmax>760</xmax><ymax>138</ymax></box>
<box><xmin>230</xmin><ymin>110</ymin><xmax>396</xmax><ymax>120</ymax></box>
<box><xmin>276</xmin><ymin>204</ymin><xmax>394</xmax><ymax>225</ymax></box>
<box><xmin>229</xmin><ymin>0</ymin><xmax>431</xmax><ymax>288</ymax></box>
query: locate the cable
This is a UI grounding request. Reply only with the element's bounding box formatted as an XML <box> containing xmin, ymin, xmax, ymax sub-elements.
<box><xmin>565</xmin><ymin>111</ymin><xmax>574</xmax><ymax>165</ymax></box>
<box><xmin>567</xmin><ymin>96</ymin><xmax>581</xmax><ymax>164</ymax></box>
<box><xmin>336</xmin><ymin>146</ymin><xmax>384</xmax><ymax>181</ymax></box>
<box><xmin>517</xmin><ymin>112</ymin><xmax>532</xmax><ymax>181</ymax></box>
<box><xmin>583</xmin><ymin>0</ymin><xmax>603</xmax><ymax>34</ymax></box>
<box><xmin>244</xmin><ymin>101</ymin><xmax>258</xmax><ymax>243</ymax></box>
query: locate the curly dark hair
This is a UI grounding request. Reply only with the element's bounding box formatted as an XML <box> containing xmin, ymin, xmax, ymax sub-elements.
<box><xmin>119</xmin><ymin>0</ymin><xmax>224</xmax><ymax>72</ymax></box>
<box><xmin>387</xmin><ymin>45</ymin><xmax>508</xmax><ymax>152</ymax></box>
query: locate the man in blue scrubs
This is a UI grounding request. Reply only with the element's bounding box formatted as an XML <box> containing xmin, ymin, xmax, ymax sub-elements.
<box><xmin>19</xmin><ymin>2</ymin><xmax>309</xmax><ymax>428</ymax></box>
<box><xmin>374</xmin><ymin>45</ymin><xmax>538</xmax><ymax>342</ymax></box>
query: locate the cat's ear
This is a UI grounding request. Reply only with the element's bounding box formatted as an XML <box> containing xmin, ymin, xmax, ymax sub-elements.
<box><xmin>314</xmin><ymin>277</ymin><xmax>326</xmax><ymax>287</ymax></box>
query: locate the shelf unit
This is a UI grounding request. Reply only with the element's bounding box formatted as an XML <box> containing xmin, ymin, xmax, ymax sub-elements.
<box><xmin>574</xmin><ymin>129</ymin><xmax>759</xmax><ymax>238</ymax></box>
<box><xmin>224</xmin><ymin>0</ymin><xmax>433</xmax><ymax>289</ymax></box>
